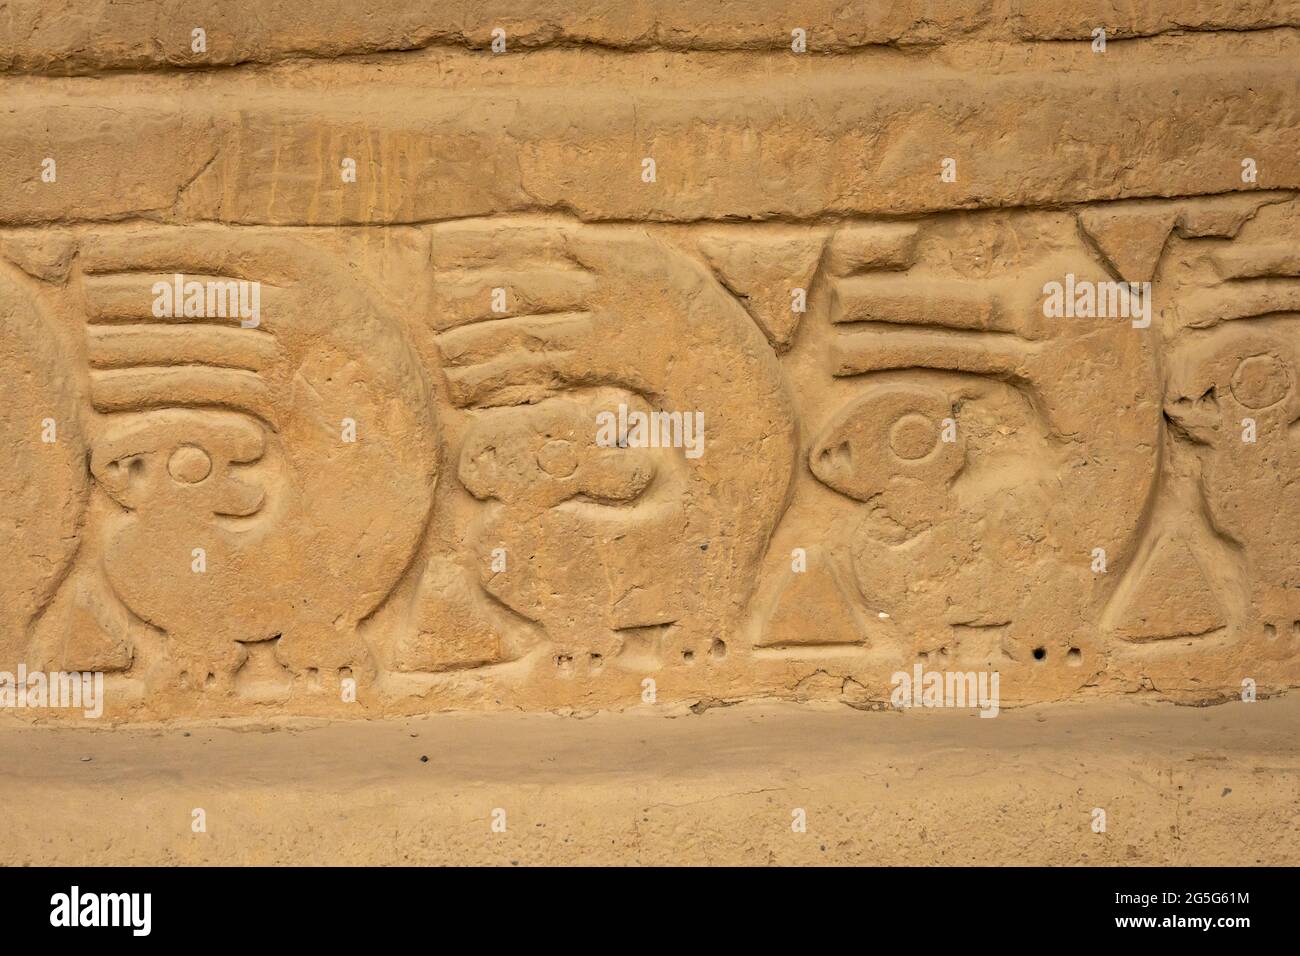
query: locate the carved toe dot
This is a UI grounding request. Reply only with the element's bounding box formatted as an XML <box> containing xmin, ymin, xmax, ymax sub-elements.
<box><xmin>167</xmin><ymin>445</ymin><xmax>213</xmax><ymax>484</ymax></box>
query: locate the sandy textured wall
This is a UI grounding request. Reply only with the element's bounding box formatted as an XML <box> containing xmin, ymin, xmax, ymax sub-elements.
<box><xmin>1</xmin><ymin>2</ymin><xmax>1299</xmax><ymax>719</ymax></box>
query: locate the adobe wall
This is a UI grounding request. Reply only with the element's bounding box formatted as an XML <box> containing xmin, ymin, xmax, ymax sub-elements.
<box><xmin>2</xmin><ymin>3</ymin><xmax>1298</xmax><ymax>718</ymax></box>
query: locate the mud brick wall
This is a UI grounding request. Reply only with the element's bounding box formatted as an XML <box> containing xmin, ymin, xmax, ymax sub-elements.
<box><xmin>2</xmin><ymin>2</ymin><xmax>1299</xmax><ymax>719</ymax></box>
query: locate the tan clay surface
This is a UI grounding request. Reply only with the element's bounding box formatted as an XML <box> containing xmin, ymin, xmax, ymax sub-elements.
<box><xmin>1</xmin><ymin>696</ymin><xmax>1297</xmax><ymax>865</ymax></box>
<box><xmin>1</xmin><ymin>3</ymin><xmax>1299</xmax><ymax>723</ymax></box>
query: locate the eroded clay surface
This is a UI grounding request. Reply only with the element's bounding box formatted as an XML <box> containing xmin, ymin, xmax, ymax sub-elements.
<box><xmin>1</xmin><ymin>6</ymin><xmax>1297</xmax><ymax>718</ymax></box>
